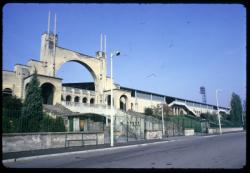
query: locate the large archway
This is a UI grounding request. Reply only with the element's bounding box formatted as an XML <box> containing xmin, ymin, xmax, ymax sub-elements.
<box><xmin>57</xmin><ymin>61</ymin><xmax>97</xmax><ymax>105</ymax></box>
<box><xmin>41</xmin><ymin>83</ymin><xmax>55</xmax><ymax>105</ymax></box>
<box><xmin>56</xmin><ymin>61</ymin><xmax>97</xmax><ymax>91</ymax></box>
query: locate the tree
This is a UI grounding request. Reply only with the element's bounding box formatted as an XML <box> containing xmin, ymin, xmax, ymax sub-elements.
<box><xmin>153</xmin><ymin>104</ymin><xmax>172</xmax><ymax>118</ymax></box>
<box><xmin>20</xmin><ymin>71</ymin><xmax>43</xmax><ymax>132</ymax></box>
<box><xmin>144</xmin><ymin>107</ymin><xmax>153</xmax><ymax>116</ymax></box>
<box><xmin>230</xmin><ymin>92</ymin><xmax>243</xmax><ymax>125</ymax></box>
<box><xmin>200</xmin><ymin>112</ymin><xmax>218</xmax><ymax>123</ymax></box>
<box><xmin>242</xmin><ymin>99</ymin><xmax>246</xmax><ymax>129</ymax></box>
<box><xmin>3</xmin><ymin>95</ymin><xmax>22</xmax><ymax>110</ymax></box>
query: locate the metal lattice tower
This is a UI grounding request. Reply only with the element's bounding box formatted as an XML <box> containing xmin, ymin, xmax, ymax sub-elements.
<box><xmin>200</xmin><ymin>86</ymin><xmax>207</xmax><ymax>104</ymax></box>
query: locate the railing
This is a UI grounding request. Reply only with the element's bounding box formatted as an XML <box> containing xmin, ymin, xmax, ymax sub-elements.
<box><xmin>169</xmin><ymin>101</ymin><xmax>198</xmax><ymax>116</ymax></box>
<box><xmin>63</xmin><ymin>101</ymin><xmax>108</xmax><ymax>109</ymax></box>
<box><xmin>62</xmin><ymin>87</ymin><xmax>96</xmax><ymax>95</ymax></box>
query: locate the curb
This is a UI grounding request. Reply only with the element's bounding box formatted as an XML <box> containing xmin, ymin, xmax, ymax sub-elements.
<box><xmin>2</xmin><ymin>139</ymin><xmax>178</xmax><ymax>164</ymax></box>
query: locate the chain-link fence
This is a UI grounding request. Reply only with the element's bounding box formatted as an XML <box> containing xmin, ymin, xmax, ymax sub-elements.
<box><xmin>107</xmin><ymin>113</ymin><xmax>207</xmax><ymax>144</ymax></box>
<box><xmin>112</xmin><ymin>113</ymin><xmax>144</xmax><ymax>143</ymax></box>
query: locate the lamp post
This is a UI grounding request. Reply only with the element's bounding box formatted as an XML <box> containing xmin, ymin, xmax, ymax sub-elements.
<box><xmin>110</xmin><ymin>51</ymin><xmax>120</xmax><ymax>147</ymax></box>
<box><xmin>161</xmin><ymin>103</ymin><xmax>165</xmax><ymax>137</ymax></box>
<box><xmin>216</xmin><ymin>89</ymin><xmax>222</xmax><ymax>135</ymax></box>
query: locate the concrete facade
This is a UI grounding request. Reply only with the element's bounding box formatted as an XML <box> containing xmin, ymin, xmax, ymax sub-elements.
<box><xmin>2</xmin><ymin>132</ymin><xmax>104</xmax><ymax>153</ymax></box>
<box><xmin>2</xmin><ymin>29</ymin><xmax>230</xmax><ymax>126</ymax></box>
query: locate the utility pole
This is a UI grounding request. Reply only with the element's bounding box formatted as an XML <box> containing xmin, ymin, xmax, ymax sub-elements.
<box><xmin>216</xmin><ymin>89</ymin><xmax>222</xmax><ymax>135</ymax></box>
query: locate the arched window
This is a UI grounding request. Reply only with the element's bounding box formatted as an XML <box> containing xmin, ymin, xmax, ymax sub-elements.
<box><xmin>66</xmin><ymin>95</ymin><xmax>71</xmax><ymax>102</ymax></box>
<box><xmin>120</xmin><ymin>95</ymin><xmax>127</xmax><ymax>111</ymax></box>
<box><xmin>82</xmin><ymin>97</ymin><xmax>87</xmax><ymax>103</ymax></box>
<box><xmin>107</xmin><ymin>95</ymin><xmax>111</xmax><ymax>106</ymax></box>
<box><xmin>90</xmin><ymin>98</ymin><xmax>95</xmax><ymax>104</ymax></box>
<box><xmin>74</xmin><ymin>96</ymin><xmax>80</xmax><ymax>103</ymax></box>
<box><xmin>61</xmin><ymin>95</ymin><xmax>64</xmax><ymax>101</ymax></box>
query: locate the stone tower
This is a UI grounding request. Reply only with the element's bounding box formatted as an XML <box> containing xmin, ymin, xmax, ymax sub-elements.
<box><xmin>40</xmin><ymin>32</ymin><xmax>58</xmax><ymax>77</ymax></box>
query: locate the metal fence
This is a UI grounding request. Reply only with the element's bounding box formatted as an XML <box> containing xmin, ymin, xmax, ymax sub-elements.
<box><xmin>2</xmin><ymin>108</ymin><xmax>66</xmax><ymax>133</ymax></box>
<box><xmin>107</xmin><ymin>113</ymin><xmax>206</xmax><ymax>144</ymax></box>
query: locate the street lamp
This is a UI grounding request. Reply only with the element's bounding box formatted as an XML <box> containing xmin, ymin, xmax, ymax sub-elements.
<box><xmin>161</xmin><ymin>103</ymin><xmax>165</xmax><ymax>137</ymax></box>
<box><xmin>216</xmin><ymin>89</ymin><xmax>222</xmax><ymax>135</ymax></box>
<box><xmin>110</xmin><ymin>51</ymin><xmax>120</xmax><ymax>147</ymax></box>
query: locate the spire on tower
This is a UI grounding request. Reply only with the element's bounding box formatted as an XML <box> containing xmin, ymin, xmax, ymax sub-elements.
<box><xmin>104</xmin><ymin>34</ymin><xmax>106</xmax><ymax>55</ymax></box>
<box><xmin>53</xmin><ymin>13</ymin><xmax>57</xmax><ymax>76</ymax></box>
<box><xmin>47</xmin><ymin>11</ymin><xmax>51</xmax><ymax>34</ymax></box>
<box><xmin>100</xmin><ymin>33</ymin><xmax>103</xmax><ymax>52</ymax></box>
<box><xmin>54</xmin><ymin>13</ymin><xmax>57</xmax><ymax>36</ymax></box>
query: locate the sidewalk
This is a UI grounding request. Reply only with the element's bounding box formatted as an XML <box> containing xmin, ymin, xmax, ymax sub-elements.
<box><xmin>2</xmin><ymin>135</ymin><xmax>193</xmax><ymax>161</ymax></box>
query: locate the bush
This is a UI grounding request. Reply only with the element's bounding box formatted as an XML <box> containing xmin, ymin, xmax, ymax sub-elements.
<box><xmin>2</xmin><ymin>108</ymin><xmax>22</xmax><ymax>133</ymax></box>
<box><xmin>200</xmin><ymin>113</ymin><xmax>218</xmax><ymax>123</ymax></box>
<box><xmin>144</xmin><ymin>107</ymin><xmax>153</xmax><ymax>116</ymax></box>
<box><xmin>40</xmin><ymin>114</ymin><xmax>65</xmax><ymax>132</ymax></box>
<box><xmin>3</xmin><ymin>95</ymin><xmax>22</xmax><ymax>110</ymax></box>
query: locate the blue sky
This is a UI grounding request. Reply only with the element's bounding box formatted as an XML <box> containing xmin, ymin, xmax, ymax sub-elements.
<box><xmin>3</xmin><ymin>3</ymin><xmax>246</xmax><ymax>107</ymax></box>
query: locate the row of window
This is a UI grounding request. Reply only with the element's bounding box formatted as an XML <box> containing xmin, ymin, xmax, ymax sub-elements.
<box><xmin>62</xmin><ymin>95</ymin><xmax>95</xmax><ymax>104</ymax></box>
<box><xmin>185</xmin><ymin>101</ymin><xmax>213</xmax><ymax>109</ymax></box>
<box><xmin>152</xmin><ymin>95</ymin><xmax>165</xmax><ymax>102</ymax></box>
<box><xmin>136</xmin><ymin>92</ymin><xmax>164</xmax><ymax>102</ymax></box>
<box><xmin>136</xmin><ymin>92</ymin><xmax>151</xmax><ymax>100</ymax></box>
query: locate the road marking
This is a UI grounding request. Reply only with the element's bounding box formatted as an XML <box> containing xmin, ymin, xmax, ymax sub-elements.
<box><xmin>203</xmin><ymin>135</ymin><xmax>218</xmax><ymax>138</ymax></box>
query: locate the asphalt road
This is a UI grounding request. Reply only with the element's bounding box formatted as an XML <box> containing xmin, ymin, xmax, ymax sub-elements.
<box><xmin>3</xmin><ymin>132</ymin><xmax>246</xmax><ymax>168</ymax></box>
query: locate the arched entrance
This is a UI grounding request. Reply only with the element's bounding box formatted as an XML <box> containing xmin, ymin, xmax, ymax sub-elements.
<box><xmin>120</xmin><ymin>95</ymin><xmax>127</xmax><ymax>111</ymax></box>
<box><xmin>41</xmin><ymin>83</ymin><xmax>55</xmax><ymax>105</ymax></box>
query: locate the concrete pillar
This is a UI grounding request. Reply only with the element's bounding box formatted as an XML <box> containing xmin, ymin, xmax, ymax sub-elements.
<box><xmin>150</xmin><ymin>94</ymin><xmax>153</xmax><ymax>108</ymax></box>
<box><xmin>88</xmin><ymin>91</ymin><xmax>90</xmax><ymax>104</ymax></box>
<box><xmin>106</xmin><ymin>115</ymin><xmax>108</xmax><ymax>127</ymax></box>
<box><xmin>73</xmin><ymin>117</ymin><xmax>80</xmax><ymax>132</ymax></box>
